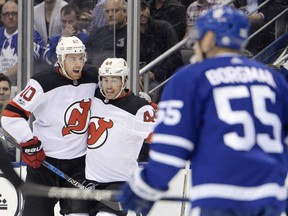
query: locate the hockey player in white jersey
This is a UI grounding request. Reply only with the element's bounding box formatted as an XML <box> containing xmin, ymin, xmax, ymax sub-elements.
<box><xmin>84</xmin><ymin>58</ymin><xmax>155</xmax><ymax>216</ymax></box>
<box><xmin>1</xmin><ymin>36</ymin><xmax>98</xmax><ymax>216</ymax></box>
<box><xmin>117</xmin><ymin>6</ymin><xmax>288</xmax><ymax>216</ymax></box>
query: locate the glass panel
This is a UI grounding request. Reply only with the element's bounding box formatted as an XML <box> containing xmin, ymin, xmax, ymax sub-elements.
<box><xmin>2</xmin><ymin>0</ymin><xmax>287</xmax><ymax>164</ymax></box>
<box><xmin>0</xmin><ymin>0</ymin><xmax>20</xmax><ymax>162</ymax></box>
<box><xmin>86</xmin><ymin>0</ymin><xmax>127</xmax><ymax>68</ymax></box>
<box><xmin>138</xmin><ymin>1</ymin><xmax>186</xmax><ymax>103</ymax></box>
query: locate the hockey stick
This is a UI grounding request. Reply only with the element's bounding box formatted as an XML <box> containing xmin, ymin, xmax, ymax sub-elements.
<box><xmin>20</xmin><ymin>183</ymin><xmax>190</xmax><ymax>203</ymax></box>
<box><xmin>20</xmin><ymin>182</ymin><xmax>119</xmax><ymax>201</ymax></box>
<box><xmin>180</xmin><ymin>161</ymin><xmax>190</xmax><ymax>216</ymax></box>
<box><xmin>0</xmin><ymin>143</ymin><xmax>190</xmax><ymax>203</ymax></box>
<box><xmin>0</xmin><ymin>144</ymin><xmax>119</xmax><ymax>201</ymax></box>
<box><xmin>0</xmin><ymin>145</ymin><xmax>191</xmax><ymax>206</ymax></box>
<box><xmin>0</xmin><ymin>128</ymin><xmax>121</xmax><ymax>211</ymax></box>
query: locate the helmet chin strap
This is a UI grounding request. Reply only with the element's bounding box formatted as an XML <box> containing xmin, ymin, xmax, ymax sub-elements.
<box><xmin>58</xmin><ymin>62</ymin><xmax>74</xmax><ymax>80</ymax></box>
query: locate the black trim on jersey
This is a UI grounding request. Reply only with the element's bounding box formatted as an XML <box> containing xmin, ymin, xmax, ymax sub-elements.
<box><xmin>5</xmin><ymin>104</ymin><xmax>29</xmax><ymax>120</ymax></box>
<box><xmin>32</xmin><ymin>64</ymin><xmax>98</xmax><ymax>93</ymax></box>
<box><xmin>95</xmin><ymin>88</ymin><xmax>150</xmax><ymax>115</ymax></box>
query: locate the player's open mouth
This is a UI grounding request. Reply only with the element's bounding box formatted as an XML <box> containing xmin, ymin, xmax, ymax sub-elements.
<box><xmin>105</xmin><ymin>91</ymin><xmax>114</xmax><ymax>95</ymax></box>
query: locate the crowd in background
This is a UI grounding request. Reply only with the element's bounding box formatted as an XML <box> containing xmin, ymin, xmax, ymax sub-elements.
<box><xmin>0</xmin><ymin>0</ymin><xmax>286</xmax><ymax>102</ymax></box>
<box><xmin>0</xmin><ymin>3</ymin><xmax>288</xmax><ymax>215</ymax></box>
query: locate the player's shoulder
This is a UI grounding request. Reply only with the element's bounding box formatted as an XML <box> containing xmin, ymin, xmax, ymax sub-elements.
<box><xmin>31</xmin><ymin>67</ymin><xmax>68</xmax><ymax>92</ymax></box>
<box><xmin>113</xmin><ymin>90</ymin><xmax>151</xmax><ymax>115</ymax></box>
<box><xmin>125</xmin><ymin>92</ymin><xmax>152</xmax><ymax>115</ymax></box>
<box><xmin>31</xmin><ymin>64</ymin><xmax>98</xmax><ymax>92</ymax></box>
<box><xmin>126</xmin><ymin>92</ymin><xmax>150</xmax><ymax>108</ymax></box>
<box><xmin>32</xmin><ymin>66</ymin><xmax>59</xmax><ymax>82</ymax></box>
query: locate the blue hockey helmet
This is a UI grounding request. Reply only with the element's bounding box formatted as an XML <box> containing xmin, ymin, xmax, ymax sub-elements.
<box><xmin>195</xmin><ymin>6</ymin><xmax>250</xmax><ymax>50</ymax></box>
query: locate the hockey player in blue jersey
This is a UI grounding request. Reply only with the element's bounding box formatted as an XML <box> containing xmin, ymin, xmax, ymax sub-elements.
<box><xmin>117</xmin><ymin>6</ymin><xmax>288</xmax><ymax>216</ymax></box>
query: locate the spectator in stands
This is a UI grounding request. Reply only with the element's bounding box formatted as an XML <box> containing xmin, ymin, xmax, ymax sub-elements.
<box><xmin>0</xmin><ymin>73</ymin><xmax>14</xmax><ymax>160</ymax></box>
<box><xmin>66</xmin><ymin>0</ymin><xmax>95</xmax><ymax>34</ymax></box>
<box><xmin>34</xmin><ymin>0</ymin><xmax>68</xmax><ymax>46</ymax></box>
<box><xmin>43</xmin><ymin>4</ymin><xmax>88</xmax><ymax>65</ymax></box>
<box><xmin>180</xmin><ymin>0</ymin><xmax>197</xmax><ymax>8</ymax></box>
<box><xmin>234</xmin><ymin>0</ymin><xmax>288</xmax><ymax>55</ymax></box>
<box><xmin>0</xmin><ymin>0</ymin><xmax>6</xmax><ymax>27</ymax></box>
<box><xmin>0</xmin><ymin>0</ymin><xmax>43</xmax><ymax>85</ymax></box>
<box><xmin>148</xmin><ymin>0</ymin><xmax>186</xmax><ymax>40</ymax></box>
<box><xmin>0</xmin><ymin>0</ymin><xmax>18</xmax><ymax>28</ymax></box>
<box><xmin>88</xmin><ymin>0</ymin><xmax>107</xmax><ymax>33</ymax></box>
<box><xmin>140</xmin><ymin>0</ymin><xmax>183</xmax><ymax>102</ymax></box>
<box><xmin>184</xmin><ymin>0</ymin><xmax>221</xmax><ymax>39</ymax></box>
<box><xmin>86</xmin><ymin>0</ymin><xmax>127</xmax><ymax>68</ymax></box>
<box><xmin>79</xmin><ymin>7</ymin><xmax>93</xmax><ymax>34</ymax></box>
<box><xmin>258</xmin><ymin>0</ymin><xmax>288</xmax><ymax>39</ymax></box>
<box><xmin>0</xmin><ymin>73</ymin><xmax>10</xmax><ymax>116</ymax></box>
<box><xmin>233</xmin><ymin>0</ymin><xmax>266</xmax><ymax>55</ymax></box>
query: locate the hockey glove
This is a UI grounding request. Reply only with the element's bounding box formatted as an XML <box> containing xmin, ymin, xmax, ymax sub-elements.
<box><xmin>117</xmin><ymin>169</ymin><xmax>166</xmax><ymax>215</ymax></box>
<box><xmin>20</xmin><ymin>137</ymin><xmax>45</xmax><ymax>168</ymax></box>
<box><xmin>118</xmin><ymin>183</ymin><xmax>154</xmax><ymax>215</ymax></box>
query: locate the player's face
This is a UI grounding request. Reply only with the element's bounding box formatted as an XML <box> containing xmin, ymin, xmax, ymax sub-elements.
<box><xmin>0</xmin><ymin>81</ymin><xmax>11</xmax><ymax>106</ymax></box>
<box><xmin>101</xmin><ymin>76</ymin><xmax>123</xmax><ymax>100</ymax></box>
<box><xmin>64</xmin><ymin>53</ymin><xmax>85</xmax><ymax>80</ymax></box>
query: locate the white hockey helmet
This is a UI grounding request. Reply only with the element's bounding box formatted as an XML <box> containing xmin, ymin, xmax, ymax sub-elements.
<box><xmin>99</xmin><ymin>58</ymin><xmax>129</xmax><ymax>81</ymax></box>
<box><xmin>56</xmin><ymin>36</ymin><xmax>86</xmax><ymax>62</ymax></box>
<box><xmin>56</xmin><ymin>36</ymin><xmax>86</xmax><ymax>79</ymax></box>
<box><xmin>98</xmin><ymin>58</ymin><xmax>129</xmax><ymax>100</ymax></box>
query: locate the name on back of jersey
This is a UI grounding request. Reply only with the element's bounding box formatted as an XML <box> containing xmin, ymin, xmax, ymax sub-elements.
<box><xmin>205</xmin><ymin>66</ymin><xmax>276</xmax><ymax>88</ymax></box>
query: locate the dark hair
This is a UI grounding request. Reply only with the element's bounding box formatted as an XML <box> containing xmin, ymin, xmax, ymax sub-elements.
<box><xmin>0</xmin><ymin>74</ymin><xmax>11</xmax><ymax>89</ymax></box>
<box><xmin>61</xmin><ymin>4</ymin><xmax>81</xmax><ymax>18</ymax></box>
<box><xmin>5</xmin><ymin>0</ymin><xmax>18</xmax><ymax>3</ymax></box>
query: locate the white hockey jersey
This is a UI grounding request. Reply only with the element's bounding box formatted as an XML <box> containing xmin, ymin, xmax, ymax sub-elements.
<box><xmin>1</xmin><ymin>65</ymin><xmax>98</xmax><ymax>159</ymax></box>
<box><xmin>85</xmin><ymin>88</ymin><xmax>155</xmax><ymax>182</ymax></box>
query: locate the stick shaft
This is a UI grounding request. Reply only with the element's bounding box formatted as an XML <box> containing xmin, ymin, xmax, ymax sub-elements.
<box><xmin>180</xmin><ymin>161</ymin><xmax>190</xmax><ymax>216</ymax></box>
<box><xmin>20</xmin><ymin>183</ymin><xmax>190</xmax><ymax>202</ymax></box>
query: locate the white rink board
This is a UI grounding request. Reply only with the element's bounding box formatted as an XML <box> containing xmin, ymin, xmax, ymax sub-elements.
<box><xmin>0</xmin><ymin>164</ymin><xmax>24</xmax><ymax>216</ymax></box>
<box><xmin>0</xmin><ymin>164</ymin><xmax>192</xmax><ymax>216</ymax></box>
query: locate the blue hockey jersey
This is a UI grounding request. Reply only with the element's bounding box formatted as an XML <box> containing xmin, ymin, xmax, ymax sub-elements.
<box><xmin>142</xmin><ymin>54</ymin><xmax>288</xmax><ymax>212</ymax></box>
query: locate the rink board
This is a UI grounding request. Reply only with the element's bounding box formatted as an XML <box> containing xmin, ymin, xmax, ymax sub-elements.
<box><xmin>0</xmin><ymin>163</ymin><xmax>191</xmax><ymax>216</ymax></box>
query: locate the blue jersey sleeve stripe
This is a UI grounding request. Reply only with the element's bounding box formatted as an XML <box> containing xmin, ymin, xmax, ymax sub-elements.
<box><xmin>152</xmin><ymin>134</ymin><xmax>194</xmax><ymax>151</ymax></box>
<box><xmin>149</xmin><ymin>150</ymin><xmax>187</xmax><ymax>168</ymax></box>
<box><xmin>191</xmin><ymin>183</ymin><xmax>287</xmax><ymax>201</ymax></box>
